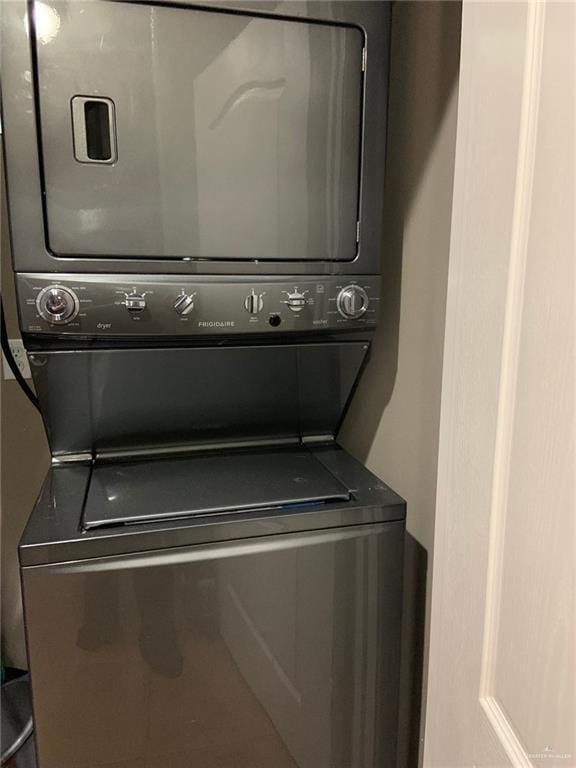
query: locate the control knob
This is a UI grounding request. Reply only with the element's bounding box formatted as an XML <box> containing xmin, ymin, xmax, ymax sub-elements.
<box><xmin>284</xmin><ymin>289</ymin><xmax>309</xmax><ymax>313</ymax></box>
<box><xmin>336</xmin><ymin>285</ymin><xmax>369</xmax><ymax>319</ymax></box>
<box><xmin>244</xmin><ymin>291</ymin><xmax>264</xmax><ymax>314</ymax></box>
<box><xmin>36</xmin><ymin>285</ymin><xmax>79</xmax><ymax>325</ymax></box>
<box><xmin>174</xmin><ymin>293</ymin><xmax>195</xmax><ymax>316</ymax></box>
<box><xmin>124</xmin><ymin>291</ymin><xmax>147</xmax><ymax>312</ymax></box>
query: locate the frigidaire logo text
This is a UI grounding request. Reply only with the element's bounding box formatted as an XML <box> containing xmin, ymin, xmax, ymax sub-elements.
<box><xmin>198</xmin><ymin>320</ymin><xmax>235</xmax><ymax>328</ymax></box>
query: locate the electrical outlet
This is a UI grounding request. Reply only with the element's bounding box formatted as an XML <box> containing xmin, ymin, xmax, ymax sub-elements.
<box><xmin>3</xmin><ymin>338</ymin><xmax>32</xmax><ymax>380</ymax></box>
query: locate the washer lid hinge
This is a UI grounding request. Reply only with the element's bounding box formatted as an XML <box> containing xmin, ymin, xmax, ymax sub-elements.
<box><xmin>300</xmin><ymin>434</ymin><xmax>335</xmax><ymax>445</ymax></box>
<box><xmin>51</xmin><ymin>452</ymin><xmax>94</xmax><ymax>465</ymax></box>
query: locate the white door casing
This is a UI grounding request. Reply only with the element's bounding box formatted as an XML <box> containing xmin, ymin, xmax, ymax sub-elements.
<box><xmin>424</xmin><ymin>1</ymin><xmax>575</xmax><ymax>767</ymax></box>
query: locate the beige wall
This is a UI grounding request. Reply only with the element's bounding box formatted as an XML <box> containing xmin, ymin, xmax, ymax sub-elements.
<box><xmin>1</xmin><ymin>150</ymin><xmax>51</xmax><ymax>669</ymax></box>
<box><xmin>339</xmin><ymin>2</ymin><xmax>461</xmax><ymax>765</ymax></box>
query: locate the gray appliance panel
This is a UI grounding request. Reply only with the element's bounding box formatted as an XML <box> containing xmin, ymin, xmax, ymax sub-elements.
<box><xmin>36</xmin><ymin>1</ymin><xmax>362</xmax><ymax>261</ymax></box>
<box><xmin>2</xmin><ymin>0</ymin><xmax>390</xmax><ymax>274</ymax></box>
<box><xmin>83</xmin><ymin>448</ymin><xmax>351</xmax><ymax>529</ymax></box>
<box><xmin>17</xmin><ymin>273</ymin><xmax>380</xmax><ymax>337</ymax></box>
<box><xmin>29</xmin><ymin>342</ymin><xmax>368</xmax><ymax>457</ymax></box>
<box><xmin>22</xmin><ymin>521</ymin><xmax>404</xmax><ymax>768</ymax></box>
<box><xmin>19</xmin><ymin>444</ymin><xmax>406</xmax><ymax>566</ymax></box>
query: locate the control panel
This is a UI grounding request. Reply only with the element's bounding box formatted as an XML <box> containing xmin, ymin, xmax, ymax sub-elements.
<box><xmin>17</xmin><ymin>275</ymin><xmax>381</xmax><ymax>336</ymax></box>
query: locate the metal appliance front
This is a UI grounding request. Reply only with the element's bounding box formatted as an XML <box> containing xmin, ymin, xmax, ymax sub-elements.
<box><xmin>29</xmin><ymin>341</ymin><xmax>369</xmax><ymax>457</ymax></box>
<box><xmin>83</xmin><ymin>447</ymin><xmax>352</xmax><ymax>528</ymax></box>
<box><xmin>19</xmin><ymin>440</ymin><xmax>406</xmax><ymax>768</ymax></box>
<box><xmin>3</xmin><ymin>3</ymin><xmax>403</xmax><ymax>766</ymax></box>
<box><xmin>22</xmin><ymin>478</ymin><xmax>404</xmax><ymax>768</ymax></box>
<box><xmin>36</xmin><ymin>2</ymin><xmax>363</xmax><ymax>262</ymax></box>
<box><xmin>1</xmin><ymin>0</ymin><xmax>391</xmax><ymax>275</ymax></box>
<box><xmin>16</xmin><ymin>274</ymin><xmax>381</xmax><ymax>337</ymax></box>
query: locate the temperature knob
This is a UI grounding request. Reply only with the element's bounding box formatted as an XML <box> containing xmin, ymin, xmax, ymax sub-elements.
<box><xmin>36</xmin><ymin>285</ymin><xmax>79</xmax><ymax>325</ymax></box>
<box><xmin>284</xmin><ymin>289</ymin><xmax>309</xmax><ymax>313</ymax></box>
<box><xmin>337</xmin><ymin>285</ymin><xmax>369</xmax><ymax>319</ymax></box>
<box><xmin>174</xmin><ymin>294</ymin><xmax>195</xmax><ymax>316</ymax></box>
<box><xmin>124</xmin><ymin>291</ymin><xmax>146</xmax><ymax>312</ymax></box>
<box><xmin>244</xmin><ymin>291</ymin><xmax>264</xmax><ymax>314</ymax></box>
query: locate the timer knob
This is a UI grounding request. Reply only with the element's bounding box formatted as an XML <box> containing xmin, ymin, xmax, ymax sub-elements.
<box><xmin>337</xmin><ymin>285</ymin><xmax>369</xmax><ymax>319</ymax></box>
<box><xmin>36</xmin><ymin>285</ymin><xmax>79</xmax><ymax>325</ymax></box>
<box><xmin>174</xmin><ymin>294</ymin><xmax>195</xmax><ymax>315</ymax></box>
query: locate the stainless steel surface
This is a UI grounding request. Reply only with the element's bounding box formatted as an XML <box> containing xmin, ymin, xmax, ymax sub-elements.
<box><xmin>20</xmin><ymin>447</ymin><xmax>405</xmax><ymax>768</ymax></box>
<box><xmin>83</xmin><ymin>447</ymin><xmax>350</xmax><ymax>528</ymax></box>
<box><xmin>2</xmin><ymin>0</ymin><xmax>390</xmax><ymax>275</ymax></box>
<box><xmin>23</xmin><ymin>523</ymin><xmax>403</xmax><ymax>768</ymax></box>
<box><xmin>6</xmin><ymin>4</ymin><xmax>401</xmax><ymax>765</ymax></box>
<box><xmin>17</xmin><ymin>274</ymin><xmax>380</xmax><ymax>336</ymax></box>
<box><xmin>337</xmin><ymin>284</ymin><xmax>369</xmax><ymax>319</ymax></box>
<box><xmin>37</xmin><ymin>1</ymin><xmax>363</xmax><ymax>262</ymax></box>
<box><xmin>20</xmin><ymin>444</ymin><xmax>406</xmax><ymax>566</ymax></box>
<box><xmin>29</xmin><ymin>343</ymin><xmax>368</xmax><ymax>457</ymax></box>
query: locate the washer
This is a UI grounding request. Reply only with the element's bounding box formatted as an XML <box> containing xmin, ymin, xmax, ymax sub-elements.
<box><xmin>20</xmin><ymin>444</ymin><xmax>405</xmax><ymax>768</ymax></box>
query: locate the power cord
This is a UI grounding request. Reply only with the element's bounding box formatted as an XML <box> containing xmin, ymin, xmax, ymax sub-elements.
<box><xmin>0</xmin><ymin>297</ymin><xmax>40</xmax><ymax>412</ymax></box>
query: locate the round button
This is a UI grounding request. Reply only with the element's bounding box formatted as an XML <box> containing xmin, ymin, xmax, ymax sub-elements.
<box><xmin>336</xmin><ymin>285</ymin><xmax>369</xmax><ymax>319</ymax></box>
<box><xmin>36</xmin><ymin>285</ymin><xmax>79</xmax><ymax>325</ymax></box>
<box><xmin>174</xmin><ymin>294</ymin><xmax>195</xmax><ymax>316</ymax></box>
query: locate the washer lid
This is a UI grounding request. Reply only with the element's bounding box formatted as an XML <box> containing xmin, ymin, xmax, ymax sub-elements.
<box><xmin>31</xmin><ymin>342</ymin><xmax>369</xmax><ymax>459</ymax></box>
<box><xmin>82</xmin><ymin>446</ymin><xmax>350</xmax><ymax>529</ymax></box>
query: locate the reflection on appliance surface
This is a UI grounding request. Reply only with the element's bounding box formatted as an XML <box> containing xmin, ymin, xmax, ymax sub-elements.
<box><xmin>33</xmin><ymin>0</ymin><xmax>362</xmax><ymax>259</ymax></box>
<box><xmin>217</xmin><ymin>539</ymin><xmax>335</xmax><ymax>767</ymax></box>
<box><xmin>26</xmin><ymin>526</ymin><xmax>398</xmax><ymax>768</ymax></box>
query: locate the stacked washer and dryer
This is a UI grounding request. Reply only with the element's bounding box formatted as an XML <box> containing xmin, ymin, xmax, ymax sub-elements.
<box><xmin>2</xmin><ymin>1</ymin><xmax>406</xmax><ymax>766</ymax></box>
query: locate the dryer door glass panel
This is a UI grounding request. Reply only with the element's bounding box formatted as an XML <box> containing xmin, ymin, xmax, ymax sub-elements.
<box><xmin>34</xmin><ymin>1</ymin><xmax>364</xmax><ymax>261</ymax></box>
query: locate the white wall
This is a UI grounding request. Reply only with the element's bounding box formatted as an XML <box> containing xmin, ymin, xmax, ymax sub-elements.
<box><xmin>339</xmin><ymin>3</ymin><xmax>461</xmax><ymax>765</ymax></box>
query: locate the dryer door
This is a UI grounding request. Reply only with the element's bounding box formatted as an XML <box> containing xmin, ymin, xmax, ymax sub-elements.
<box><xmin>34</xmin><ymin>0</ymin><xmax>364</xmax><ymax>261</ymax></box>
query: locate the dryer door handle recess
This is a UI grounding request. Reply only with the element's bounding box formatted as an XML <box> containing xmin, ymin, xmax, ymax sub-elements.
<box><xmin>71</xmin><ymin>96</ymin><xmax>117</xmax><ymax>164</ymax></box>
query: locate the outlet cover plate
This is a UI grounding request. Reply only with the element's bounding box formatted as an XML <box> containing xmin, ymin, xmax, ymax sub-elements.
<box><xmin>3</xmin><ymin>339</ymin><xmax>32</xmax><ymax>380</ymax></box>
